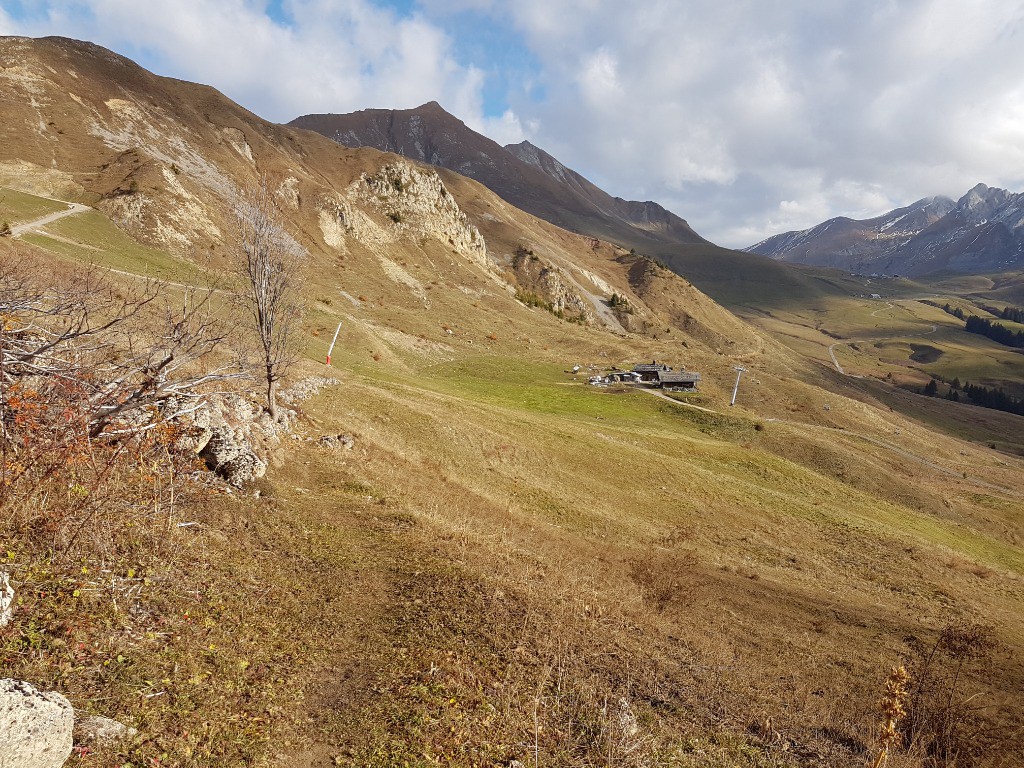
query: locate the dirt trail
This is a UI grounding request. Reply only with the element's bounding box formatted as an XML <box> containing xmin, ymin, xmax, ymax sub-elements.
<box><xmin>11</xmin><ymin>199</ymin><xmax>89</xmax><ymax>236</ymax></box>
<box><xmin>642</xmin><ymin>387</ymin><xmax>721</xmax><ymax>414</ymax></box>
<box><xmin>827</xmin><ymin>301</ymin><xmax>937</xmax><ymax>374</ymax></box>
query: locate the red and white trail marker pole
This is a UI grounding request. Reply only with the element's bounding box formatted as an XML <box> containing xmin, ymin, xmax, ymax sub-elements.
<box><xmin>326</xmin><ymin>321</ymin><xmax>342</xmax><ymax>366</ymax></box>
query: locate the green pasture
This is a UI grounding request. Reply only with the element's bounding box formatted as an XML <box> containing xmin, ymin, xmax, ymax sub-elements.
<box><xmin>0</xmin><ymin>185</ymin><xmax>67</xmax><ymax>224</ymax></box>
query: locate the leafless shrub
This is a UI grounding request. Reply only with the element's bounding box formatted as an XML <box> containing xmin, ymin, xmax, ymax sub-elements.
<box><xmin>901</xmin><ymin>621</ymin><xmax>1007</xmax><ymax>767</ymax></box>
<box><xmin>0</xmin><ymin>251</ymin><xmax>234</xmax><ymax>550</ymax></box>
<box><xmin>234</xmin><ymin>176</ymin><xmax>307</xmax><ymax>420</ymax></box>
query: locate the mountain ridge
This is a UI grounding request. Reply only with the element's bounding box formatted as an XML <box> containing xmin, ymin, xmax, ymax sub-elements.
<box><xmin>748</xmin><ymin>184</ymin><xmax>1024</xmax><ymax>276</ymax></box>
<box><xmin>288</xmin><ymin>102</ymin><xmax>885</xmax><ymax>311</ymax></box>
<box><xmin>288</xmin><ymin>102</ymin><xmax>708</xmax><ymax>250</ymax></box>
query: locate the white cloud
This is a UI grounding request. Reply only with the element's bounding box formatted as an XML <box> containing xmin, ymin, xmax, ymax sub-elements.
<box><xmin>3</xmin><ymin>0</ymin><xmax>491</xmax><ymax>124</ymax></box>
<box><xmin>577</xmin><ymin>48</ymin><xmax>622</xmax><ymax>105</ymax></box>
<box><xmin>488</xmin><ymin>0</ymin><xmax>1024</xmax><ymax>246</ymax></box>
<box><xmin>475</xmin><ymin>109</ymin><xmax>527</xmax><ymax>146</ymax></box>
<box><xmin>0</xmin><ymin>7</ymin><xmax>15</xmax><ymax>35</ymax></box>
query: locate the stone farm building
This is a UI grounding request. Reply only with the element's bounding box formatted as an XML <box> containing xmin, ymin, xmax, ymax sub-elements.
<box><xmin>632</xmin><ymin>362</ymin><xmax>671</xmax><ymax>383</ymax></box>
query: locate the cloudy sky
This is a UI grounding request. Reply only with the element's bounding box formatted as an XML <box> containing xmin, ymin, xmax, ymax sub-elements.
<box><xmin>3</xmin><ymin>0</ymin><xmax>1024</xmax><ymax>248</ymax></box>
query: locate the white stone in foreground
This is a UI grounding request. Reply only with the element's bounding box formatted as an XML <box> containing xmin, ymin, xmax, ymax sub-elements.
<box><xmin>0</xmin><ymin>678</ymin><xmax>74</xmax><ymax>768</ymax></box>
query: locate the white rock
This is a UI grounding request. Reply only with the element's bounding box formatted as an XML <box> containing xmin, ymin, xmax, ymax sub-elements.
<box><xmin>73</xmin><ymin>714</ymin><xmax>137</xmax><ymax>746</ymax></box>
<box><xmin>0</xmin><ymin>679</ymin><xmax>74</xmax><ymax>768</ymax></box>
<box><xmin>218</xmin><ymin>450</ymin><xmax>267</xmax><ymax>487</ymax></box>
<box><xmin>0</xmin><ymin>572</ymin><xmax>13</xmax><ymax>629</ymax></box>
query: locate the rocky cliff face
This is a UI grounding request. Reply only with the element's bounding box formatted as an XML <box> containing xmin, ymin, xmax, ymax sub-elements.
<box><xmin>748</xmin><ymin>184</ymin><xmax>1024</xmax><ymax>276</ymax></box>
<box><xmin>356</xmin><ymin>162</ymin><xmax>487</xmax><ymax>265</ymax></box>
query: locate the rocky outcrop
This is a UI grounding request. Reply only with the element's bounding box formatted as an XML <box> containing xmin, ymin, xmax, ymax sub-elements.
<box><xmin>316</xmin><ymin>433</ymin><xmax>354</xmax><ymax>451</ymax></box>
<box><xmin>510</xmin><ymin>249</ymin><xmax>595</xmax><ymax>323</ymax></box>
<box><xmin>277</xmin><ymin>376</ymin><xmax>338</xmax><ymax>405</ymax></box>
<box><xmin>172</xmin><ymin>393</ymin><xmax>276</xmax><ymax>486</ymax></box>
<box><xmin>0</xmin><ymin>679</ymin><xmax>74</xmax><ymax>768</ymax></box>
<box><xmin>198</xmin><ymin>426</ymin><xmax>268</xmax><ymax>486</ymax></box>
<box><xmin>356</xmin><ymin>162</ymin><xmax>488</xmax><ymax>266</ymax></box>
<box><xmin>172</xmin><ymin>377</ymin><xmax>340</xmax><ymax>487</ymax></box>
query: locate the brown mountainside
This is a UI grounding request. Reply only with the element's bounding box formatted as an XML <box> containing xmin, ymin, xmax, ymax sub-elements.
<box><xmin>0</xmin><ymin>35</ymin><xmax>753</xmax><ymax>355</ymax></box>
<box><xmin>289</xmin><ymin>103</ymin><xmax>707</xmax><ymax>248</ymax></box>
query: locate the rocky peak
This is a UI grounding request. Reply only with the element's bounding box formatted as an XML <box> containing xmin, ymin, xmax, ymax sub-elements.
<box><xmin>415</xmin><ymin>100</ymin><xmax>447</xmax><ymax>114</ymax></box>
<box><xmin>505</xmin><ymin>140</ymin><xmax>574</xmax><ymax>185</ymax></box>
<box><xmin>919</xmin><ymin>195</ymin><xmax>956</xmax><ymax>216</ymax></box>
<box><xmin>955</xmin><ymin>183</ymin><xmax>1019</xmax><ymax>226</ymax></box>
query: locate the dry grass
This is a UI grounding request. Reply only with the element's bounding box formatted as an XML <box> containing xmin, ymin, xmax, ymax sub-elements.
<box><xmin>1</xmin><ymin>193</ymin><xmax>1021</xmax><ymax>768</ymax></box>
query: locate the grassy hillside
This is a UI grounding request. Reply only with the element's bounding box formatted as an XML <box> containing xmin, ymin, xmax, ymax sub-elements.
<box><xmin>921</xmin><ymin>270</ymin><xmax>1024</xmax><ymax>306</ymax></box>
<box><xmin>638</xmin><ymin>241</ymin><xmax>873</xmax><ymax>311</ymax></box>
<box><xmin>743</xmin><ymin>286</ymin><xmax>1024</xmax><ymax>451</ymax></box>
<box><xmin>5</xmin><ymin>198</ymin><xmax>1024</xmax><ymax>766</ymax></box>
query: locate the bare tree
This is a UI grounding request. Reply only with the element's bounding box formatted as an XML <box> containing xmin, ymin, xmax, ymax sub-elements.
<box><xmin>234</xmin><ymin>177</ymin><xmax>306</xmax><ymax>420</ymax></box>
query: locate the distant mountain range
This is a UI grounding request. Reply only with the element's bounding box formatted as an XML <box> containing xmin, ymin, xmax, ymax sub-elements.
<box><xmin>747</xmin><ymin>184</ymin><xmax>1024</xmax><ymax>277</ymax></box>
<box><xmin>289</xmin><ymin>103</ymin><xmax>708</xmax><ymax>251</ymax></box>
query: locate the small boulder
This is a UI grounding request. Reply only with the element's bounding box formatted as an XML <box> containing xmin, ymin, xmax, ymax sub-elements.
<box><xmin>0</xmin><ymin>679</ymin><xmax>74</xmax><ymax>768</ymax></box>
<box><xmin>73</xmin><ymin>714</ymin><xmax>137</xmax><ymax>746</ymax></box>
<box><xmin>219</xmin><ymin>451</ymin><xmax>267</xmax><ymax>487</ymax></box>
<box><xmin>0</xmin><ymin>572</ymin><xmax>13</xmax><ymax>628</ymax></box>
<box><xmin>317</xmin><ymin>434</ymin><xmax>355</xmax><ymax>451</ymax></box>
<box><xmin>199</xmin><ymin>426</ymin><xmax>245</xmax><ymax>471</ymax></box>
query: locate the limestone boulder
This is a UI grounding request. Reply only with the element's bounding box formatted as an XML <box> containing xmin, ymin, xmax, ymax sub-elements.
<box><xmin>316</xmin><ymin>433</ymin><xmax>355</xmax><ymax>451</ymax></box>
<box><xmin>218</xmin><ymin>450</ymin><xmax>267</xmax><ymax>487</ymax></box>
<box><xmin>0</xmin><ymin>679</ymin><xmax>74</xmax><ymax>768</ymax></box>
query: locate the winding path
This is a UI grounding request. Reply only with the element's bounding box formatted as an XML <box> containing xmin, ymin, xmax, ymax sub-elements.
<box><xmin>11</xmin><ymin>199</ymin><xmax>90</xmax><ymax>237</ymax></box>
<box><xmin>827</xmin><ymin>319</ymin><xmax>938</xmax><ymax>374</ymax></box>
<box><xmin>8</xmin><ymin>194</ymin><xmax>232</xmax><ymax>295</ymax></box>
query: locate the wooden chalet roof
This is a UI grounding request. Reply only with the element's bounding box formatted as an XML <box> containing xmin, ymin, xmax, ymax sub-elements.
<box><xmin>633</xmin><ymin>363</ymin><xmax>670</xmax><ymax>373</ymax></box>
<box><xmin>657</xmin><ymin>370</ymin><xmax>701</xmax><ymax>384</ymax></box>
